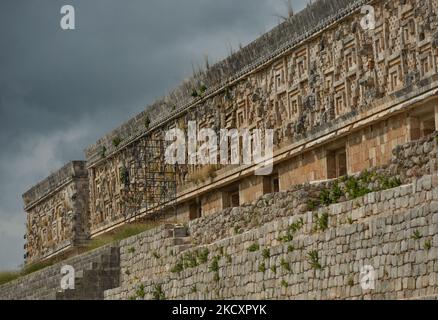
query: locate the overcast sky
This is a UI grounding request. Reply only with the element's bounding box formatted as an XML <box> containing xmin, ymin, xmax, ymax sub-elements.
<box><xmin>0</xmin><ymin>0</ymin><xmax>308</xmax><ymax>269</ymax></box>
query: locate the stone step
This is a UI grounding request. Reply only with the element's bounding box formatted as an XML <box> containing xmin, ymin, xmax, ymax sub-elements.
<box><xmin>173</xmin><ymin>244</ymin><xmax>193</xmax><ymax>254</ymax></box>
<box><xmin>173</xmin><ymin>236</ymin><xmax>192</xmax><ymax>246</ymax></box>
<box><xmin>173</xmin><ymin>226</ymin><xmax>188</xmax><ymax>238</ymax></box>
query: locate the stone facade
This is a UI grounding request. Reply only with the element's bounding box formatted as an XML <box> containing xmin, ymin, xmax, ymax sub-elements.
<box><xmin>0</xmin><ymin>245</ymin><xmax>119</xmax><ymax>300</ymax></box>
<box><xmin>23</xmin><ymin>161</ymin><xmax>90</xmax><ymax>264</ymax></box>
<box><xmin>19</xmin><ymin>0</ymin><xmax>438</xmax><ymax>266</ymax></box>
<box><xmin>2</xmin><ymin>136</ymin><xmax>438</xmax><ymax>300</ymax></box>
<box><xmin>82</xmin><ymin>0</ymin><xmax>438</xmax><ymax>238</ymax></box>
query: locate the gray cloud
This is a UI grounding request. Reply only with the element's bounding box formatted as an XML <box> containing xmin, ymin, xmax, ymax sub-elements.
<box><xmin>0</xmin><ymin>0</ymin><xmax>307</xmax><ymax>269</ymax></box>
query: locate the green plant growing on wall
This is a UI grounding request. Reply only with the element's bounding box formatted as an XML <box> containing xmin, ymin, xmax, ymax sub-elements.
<box><xmin>307</xmin><ymin>200</ymin><xmax>318</xmax><ymax>211</ymax></box>
<box><xmin>347</xmin><ymin>276</ymin><xmax>354</xmax><ymax>287</ymax></box>
<box><xmin>287</xmin><ymin>245</ymin><xmax>295</xmax><ymax>253</ymax></box>
<box><xmin>197</xmin><ymin>248</ymin><xmax>209</xmax><ymax>264</ymax></box>
<box><xmin>190</xmin><ymin>285</ymin><xmax>197</xmax><ymax>294</ymax></box>
<box><xmin>280</xmin><ymin>258</ymin><xmax>291</xmax><ymax>272</ymax></box>
<box><xmin>225</xmin><ymin>254</ymin><xmax>232</xmax><ymax>264</ymax></box>
<box><xmin>135</xmin><ymin>284</ymin><xmax>145</xmax><ymax>299</ymax></box>
<box><xmin>209</xmin><ymin>256</ymin><xmax>221</xmax><ymax>282</ymax></box>
<box><xmin>209</xmin><ymin>256</ymin><xmax>220</xmax><ymax>273</ymax></box>
<box><xmin>199</xmin><ymin>84</ymin><xmax>207</xmax><ymax>94</ymax></box>
<box><xmin>378</xmin><ymin>176</ymin><xmax>402</xmax><ymax>190</ymax></box>
<box><xmin>313</xmin><ymin>212</ymin><xmax>329</xmax><ymax>232</ymax></box>
<box><xmin>289</xmin><ymin>218</ymin><xmax>304</xmax><ymax>234</ymax></box>
<box><xmin>191</xmin><ymin>89</ymin><xmax>199</xmax><ymax>98</ymax></box>
<box><xmin>233</xmin><ymin>226</ymin><xmax>241</xmax><ymax>234</ymax></box>
<box><xmin>127</xmin><ymin>247</ymin><xmax>135</xmax><ymax>254</ymax></box>
<box><xmin>112</xmin><ymin>136</ymin><xmax>122</xmax><ymax>148</ymax></box>
<box><xmin>247</xmin><ymin>243</ymin><xmax>260</xmax><ymax>252</ymax></box>
<box><xmin>278</xmin><ymin>218</ymin><xmax>304</xmax><ymax>242</ymax></box>
<box><xmin>319</xmin><ymin>188</ymin><xmax>332</xmax><ymax>206</ymax></box>
<box><xmin>262</xmin><ymin>248</ymin><xmax>270</xmax><ymax>259</ymax></box>
<box><xmin>170</xmin><ymin>261</ymin><xmax>184</xmax><ymax>274</ymax></box>
<box><xmin>280</xmin><ymin>279</ymin><xmax>288</xmax><ymax>288</ymax></box>
<box><xmin>258</xmin><ymin>263</ymin><xmax>266</xmax><ymax>273</ymax></box>
<box><xmin>331</xmin><ymin>182</ymin><xmax>344</xmax><ymax>202</ymax></box>
<box><xmin>424</xmin><ymin>239</ymin><xmax>432</xmax><ymax>251</ymax></box>
<box><xmin>119</xmin><ymin>167</ymin><xmax>130</xmax><ymax>187</ymax></box>
<box><xmin>152</xmin><ymin>284</ymin><xmax>166</xmax><ymax>300</ymax></box>
<box><xmin>345</xmin><ymin>176</ymin><xmax>370</xmax><ymax>199</ymax></box>
<box><xmin>307</xmin><ymin>250</ymin><xmax>322</xmax><ymax>270</ymax></box>
<box><xmin>152</xmin><ymin>251</ymin><xmax>160</xmax><ymax>259</ymax></box>
<box><xmin>144</xmin><ymin>116</ymin><xmax>151</xmax><ymax>129</ymax></box>
<box><xmin>320</xmin><ymin>182</ymin><xmax>344</xmax><ymax>205</ymax></box>
<box><xmin>100</xmin><ymin>146</ymin><xmax>107</xmax><ymax>159</ymax></box>
<box><xmin>412</xmin><ymin>230</ymin><xmax>423</xmax><ymax>240</ymax></box>
<box><xmin>182</xmin><ymin>252</ymin><xmax>198</xmax><ymax>269</ymax></box>
<box><xmin>270</xmin><ymin>265</ymin><xmax>277</xmax><ymax>273</ymax></box>
<box><xmin>316</xmin><ymin>171</ymin><xmax>403</xmax><ymax>209</ymax></box>
<box><xmin>278</xmin><ymin>232</ymin><xmax>293</xmax><ymax>243</ymax></box>
<box><xmin>183</xmin><ymin>252</ymin><xmax>198</xmax><ymax>269</ymax></box>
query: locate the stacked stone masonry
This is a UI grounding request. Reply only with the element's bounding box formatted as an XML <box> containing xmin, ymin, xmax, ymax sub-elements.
<box><xmin>2</xmin><ymin>133</ymin><xmax>438</xmax><ymax>299</ymax></box>
<box><xmin>0</xmin><ymin>245</ymin><xmax>119</xmax><ymax>300</ymax></box>
<box><xmin>22</xmin><ymin>161</ymin><xmax>90</xmax><ymax>264</ymax></box>
<box><xmin>104</xmin><ymin>174</ymin><xmax>438</xmax><ymax>300</ymax></box>
<box><xmin>15</xmin><ymin>0</ymin><xmax>438</xmax><ymax>297</ymax></box>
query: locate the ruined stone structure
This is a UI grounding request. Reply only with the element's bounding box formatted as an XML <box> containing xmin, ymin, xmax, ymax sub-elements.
<box><xmin>23</xmin><ymin>161</ymin><xmax>90</xmax><ymax>264</ymax></box>
<box><xmin>3</xmin><ymin>133</ymin><xmax>438</xmax><ymax>299</ymax></box>
<box><xmin>22</xmin><ymin>0</ymin><xmax>438</xmax><ymax>266</ymax></box>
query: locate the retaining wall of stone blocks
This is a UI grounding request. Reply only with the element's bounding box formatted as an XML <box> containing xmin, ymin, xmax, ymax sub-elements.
<box><xmin>0</xmin><ymin>245</ymin><xmax>119</xmax><ymax>300</ymax></box>
<box><xmin>3</xmin><ymin>134</ymin><xmax>438</xmax><ymax>300</ymax></box>
<box><xmin>104</xmin><ymin>175</ymin><xmax>438</xmax><ymax>300</ymax></box>
<box><xmin>391</xmin><ymin>133</ymin><xmax>438</xmax><ymax>181</ymax></box>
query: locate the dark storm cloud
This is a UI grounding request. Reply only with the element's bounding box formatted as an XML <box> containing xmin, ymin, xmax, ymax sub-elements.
<box><xmin>0</xmin><ymin>0</ymin><xmax>307</xmax><ymax>269</ymax></box>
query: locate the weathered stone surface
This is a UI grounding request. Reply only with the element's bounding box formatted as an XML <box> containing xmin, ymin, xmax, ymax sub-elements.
<box><xmin>23</xmin><ymin>161</ymin><xmax>90</xmax><ymax>264</ymax></box>
<box><xmin>105</xmin><ymin>174</ymin><xmax>438</xmax><ymax>300</ymax></box>
<box><xmin>10</xmin><ymin>0</ymin><xmax>438</xmax><ymax>300</ymax></box>
<box><xmin>0</xmin><ymin>245</ymin><xmax>119</xmax><ymax>300</ymax></box>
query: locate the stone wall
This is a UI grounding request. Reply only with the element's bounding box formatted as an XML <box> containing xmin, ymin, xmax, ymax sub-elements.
<box><xmin>23</xmin><ymin>161</ymin><xmax>90</xmax><ymax>264</ymax></box>
<box><xmin>4</xmin><ymin>173</ymin><xmax>437</xmax><ymax>300</ymax></box>
<box><xmin>104</xmin><ymin>174</ymin><xmax>438</xmax><ymax>300</ymax></box>
<box><xmin>82</xmin><ymin>0</ymin><xmax>438</xmax><ymax>237</ymax></box>
<box><xmin>347</xmin><ymin>113</ymin><xmax>409</xmax><ymax>173</ymax></box>
<box><xmin>0</xmin><ymin>245</ymin><xmax>119</xmax><ymax>300</ymax></box>
<box><xmin>391</xmin><ymin>132</ymin><xmax>438</xmax><ymax>181</ymax></box>
<box><xmin>6</xmin><ymin>130</ymin><xmax>438</xmax><ymax>300</ymax></box>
